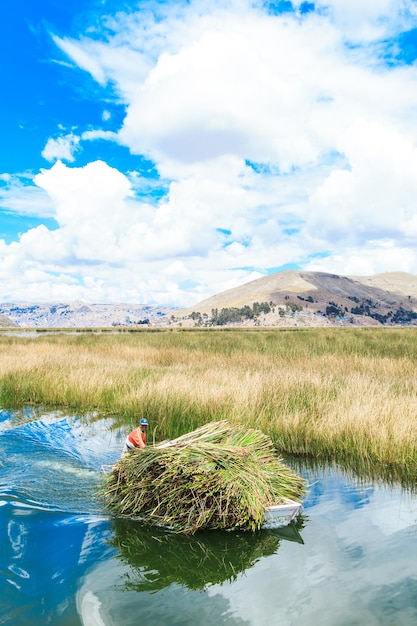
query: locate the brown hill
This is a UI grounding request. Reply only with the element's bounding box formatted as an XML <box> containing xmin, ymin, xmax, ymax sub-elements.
<box><xmin>349</xmin><ymin>271</ymin><xmax>417</xmax><ymax>299</ymax></box>
<box><xmin>176</xmin><ymin>270</ymin><xmax>417</xmax><ymax>327</ymax></box>
<box><xmin>0</xmin><ymin>314</ymin><xmax>17</xmax><ymax>328</ymax></box>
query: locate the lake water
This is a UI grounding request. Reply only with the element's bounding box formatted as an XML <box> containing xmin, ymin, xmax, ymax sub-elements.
<box><xmin>1</xmin><ymin>408</ymin><xmax>417</xmax><ymax>626</ymax></box>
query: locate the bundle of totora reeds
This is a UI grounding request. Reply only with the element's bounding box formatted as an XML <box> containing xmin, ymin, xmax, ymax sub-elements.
<box><xmin>101</xmin><ymin>420</ymin><xmax>306</xmax><ymax>533</ymax></box>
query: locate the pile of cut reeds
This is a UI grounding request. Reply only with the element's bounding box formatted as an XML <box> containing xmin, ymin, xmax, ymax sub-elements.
<box><xmin>101</xmin><ymin>420</ymin><xmax>306</xmax><ymax>533</ymax></box>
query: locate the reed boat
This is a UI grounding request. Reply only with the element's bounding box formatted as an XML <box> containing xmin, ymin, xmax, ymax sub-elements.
<box><xmin>261</xmin><ymin>498</ymin><xmax>303</xmax><ymax>529</ymax></box>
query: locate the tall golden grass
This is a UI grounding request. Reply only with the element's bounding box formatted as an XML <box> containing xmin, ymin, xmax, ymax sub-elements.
<box><xmin>1</xmin><ymin>327</ymin><xmax>417</xmax><ymax>483</ymax></box>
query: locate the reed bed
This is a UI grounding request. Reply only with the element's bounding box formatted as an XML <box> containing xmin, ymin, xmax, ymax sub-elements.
<box><xmin>1</xmin><ymin>328</ymin><xmax>417</xmax><ymax>484</ymax></box>
<box><xmin>101</xmin><ymin>421</ymin><xmax>306</xmax><ymax>533</ymax></box>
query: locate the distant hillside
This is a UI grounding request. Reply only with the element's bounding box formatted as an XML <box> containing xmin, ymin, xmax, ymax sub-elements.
<box><xmin>0</xmin><ymin>314</ymin><xmax>16</xmax><ymax>328</ymax></box>
<box><xmin>0</xmin><ymin>302</ymin><xmax>176</xmax><ymax>328</ymax></box>
<box><xmin>2</xmin><ymin>271</ymin><xmax>417</xmax><ymax>329</ymax></box>
<box><xmin>348</xmin><ymin>271</ymin><xmax>417</xmax><ymax>299</ymax></box>
<box><xmin>173</xmin><ymin>270</ymin><xmax>417</xmax><ymax>328</ymax></box>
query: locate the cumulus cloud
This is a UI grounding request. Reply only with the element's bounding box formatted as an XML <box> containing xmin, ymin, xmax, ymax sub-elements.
<box><xmin>117</xmin><ymin>14</ymin><xmax>336</xmax><ymax>171</ymax></box>
<box><xmin>42</xmin><ymin>133</ymin><xmax>81</xmax><ymax>163</ymax></box>
<box><xmin>307</xmin><ymin>120</ymin><xmax>417</xmax><ymax>244</ymax></box>
<box><xmin>2</xmin><ymin>0</ymin><xmax>417</xmax><ymax>305</ymax></box>
<box><xmin>33</xmin><ymin>160</ymin><xmax>135</xmax><ymax>260</ymax></box>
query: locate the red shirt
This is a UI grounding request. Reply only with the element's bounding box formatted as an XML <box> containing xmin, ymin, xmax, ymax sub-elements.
<box><xmin>126</xmin><ymin>428</ymin><xmax>147</xmax><ymax>449</ymax></box>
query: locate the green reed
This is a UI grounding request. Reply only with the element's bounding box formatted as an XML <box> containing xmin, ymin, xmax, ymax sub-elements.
<box><xmin>2</xmin><ymin>328</ymin><xmax>417</xmax><ymax>484</ymax></box>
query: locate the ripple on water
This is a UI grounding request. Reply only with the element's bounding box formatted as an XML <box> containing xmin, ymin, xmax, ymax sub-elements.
<box><xmin>2</xmin><ymin>408</ymin><xmax>417</xmax><ymax>626</ymax></box>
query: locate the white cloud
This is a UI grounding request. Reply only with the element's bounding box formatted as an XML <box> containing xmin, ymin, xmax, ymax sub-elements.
<box><xmin>32</xmin><ymin>160</ymin><xmax>135</xmax><ymax>262</ymax></box>
<box><xmin>81</xmin><ymin>129</ymin><xmax>119</xmax><ymax>142</ymax></box>
<box><xmin>0</xmin><ymin>156</ymin><xmax>314</xmax><ymax>304</ymax></box>
<box><xmin>52</xmin><ymin>33</ymin><xmax>152</xmax><ymax>101</ymax></box>
<box><xmin>0</xmin><ymin>174</ymin><xmax>55</xmax><ymax>218</ymax></box>
<box><xmin>42</xmin><ymin>133</ymin><xmax>81</xmax><ymax>163</ymax></box>
<box><xmin>3</xmin><ymin>1</ymin><xmax>417</xmax><ymax>305</ymax></box>
<box><xmin>311</xmin><ymin>0</ymin><xmax>402</xmax><ymax>42</ymax></box>
<box><xmin>305</xmin><ymin>245</ymin><xmax>417</xmax><ymax>277</ymax></box>
<box><xmin>52</xmin><ymin>35</ymin><xmax>107</xmax><ymax>85</ymax></box>
<box><xmin>117</xmin><ymin>15</ymin><xmax>338</xmax><ymax>171</ymax></box>
<box><xmin>307</xmin><ymin>119</ymin><xmax>417</xmax><ymax>246</ymax></box>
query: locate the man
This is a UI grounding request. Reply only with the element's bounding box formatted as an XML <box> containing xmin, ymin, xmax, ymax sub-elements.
<box><xmin>123</xmin><ymin>418</ymin><xmax>148</xmax><ymax>453</ymax></box>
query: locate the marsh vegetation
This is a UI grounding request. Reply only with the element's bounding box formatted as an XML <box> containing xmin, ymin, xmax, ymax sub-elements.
<box><xmin>1</xmin><ymin>327</ymin><xmax>417</xmax><ymax>484</ymax></box>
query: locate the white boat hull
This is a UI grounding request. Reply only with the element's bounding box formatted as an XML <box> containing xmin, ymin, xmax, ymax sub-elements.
<box><xmin>262</xmin><ymin>498</ymin><xmax>303</xmax><ymax>529</ymax></box>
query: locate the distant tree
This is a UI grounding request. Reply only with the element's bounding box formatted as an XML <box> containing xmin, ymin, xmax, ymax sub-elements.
<box><xmin>240</xmin><ymin>305</ymin><xmax>254</xmax><ymax>319</ymax></box>
<box><xmin>253</xmin><ymin>301</ymin><xmax>271</xmax><ymax>315</ymax></box>
<box><xmin>391</xmin><ymin>307</ymin><xmax>417</xmax><ymax>324</ymax></box>
<box><xmin>285</xmin><ymin>301</ymin><xmax>302</xmax><ymax>313</ymax></box>
<box><xmin>206</xmin><ymin>301</ymin><xmax>273</xmax><ymax>326</ymax></box>
<box><xmin>325</xmin><ymin>304</ymin><xmax>343</xmax><ymax>317</ymax></box>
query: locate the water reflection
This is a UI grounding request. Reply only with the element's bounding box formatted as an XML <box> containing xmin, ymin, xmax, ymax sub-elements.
<box><xmin>110</xmin><ymin>518</ymin><xmax>305</xmax><ymax>592</ymax></box>
<box><xmin>0</xmin><ymin>408</ymin><xmax>123</xmax><ymax>625</ymax></box>
<box><xmin>289</xmin><ymin>452</ymin><xmax>417</xmax><ymax>491</ymax></box>
<box><xmin>1</xmin><ymin>408</ymin><xmax>417</xmax><ymax>626</ymax></box>
<box><xmin>0</xmin><ymin>501</ymin><xmax>114</xmax><ymax>626</ymax></box>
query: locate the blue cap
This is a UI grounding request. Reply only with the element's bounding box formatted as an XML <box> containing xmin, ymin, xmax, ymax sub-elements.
<box><xmin>140</xmin><ymin>418</ymin><xmax>149</xmax><ymax>426</ymax></box>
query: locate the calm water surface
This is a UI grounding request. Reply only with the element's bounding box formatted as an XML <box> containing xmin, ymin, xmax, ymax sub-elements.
<box><xmin>1</xmin><ymin>408</ymin><xmax>416</xmax><ymax>626</ymax></box>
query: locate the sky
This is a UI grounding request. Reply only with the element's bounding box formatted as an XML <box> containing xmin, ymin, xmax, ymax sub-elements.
<box><xmin>1</xmin><ymin>0</ymin><xmax>417</xmax><ymax>306</ymax></box>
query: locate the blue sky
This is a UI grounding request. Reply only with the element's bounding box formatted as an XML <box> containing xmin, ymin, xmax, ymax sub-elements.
<box><xmin>1</xmin><ymin>0</ymin><xmax>417</xmax><ymax>305</ymax></box>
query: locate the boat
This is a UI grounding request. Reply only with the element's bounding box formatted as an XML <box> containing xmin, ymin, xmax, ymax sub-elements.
<box><xmin>270</xmin><ymin>520</ymin><xmax>304</xmax><ymax>544</ymax></box>
<box><xmin>261</xmin><ymin>498</ymin><xmax>303</xmax><ymax>529</ymax></box>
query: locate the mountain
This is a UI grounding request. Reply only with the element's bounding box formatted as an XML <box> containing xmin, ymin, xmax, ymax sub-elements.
<box><xmin>0</xmin><ymin>302</ymin><xmax>176</xmax><ymax>328</ymax></box>
<box><xmin>347</xmin><ymin>271</ymin><xmax>417</xmax><ymax>298</ymax></box>
<box><xmin>174</xmin><ymin>271</ymin><xmax>417</xmax><ymax>327</ymax></box>
<box><xmin>2</xmin><ymin>271</ymin><xmax>417</xmax><ymax>329</ymax></box>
